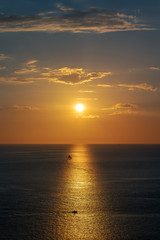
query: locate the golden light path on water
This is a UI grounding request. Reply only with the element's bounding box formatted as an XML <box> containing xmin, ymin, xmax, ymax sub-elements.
<box><xmin>49</xmin><ymin>145</ymin><xmax>111</xmax><ymax>240</ymax></box>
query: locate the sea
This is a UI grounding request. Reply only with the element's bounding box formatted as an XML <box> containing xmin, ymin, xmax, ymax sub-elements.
<box><xmin>0</xmin><ymin>144</ymin><xmax>160</xmax><ymax>240</ymax></box>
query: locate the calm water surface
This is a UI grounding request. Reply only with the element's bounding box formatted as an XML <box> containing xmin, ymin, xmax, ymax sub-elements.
<box><xmin>0</xmin><ymin>144</ymin><xmax>160</xmax><ymax>240</ymax></box>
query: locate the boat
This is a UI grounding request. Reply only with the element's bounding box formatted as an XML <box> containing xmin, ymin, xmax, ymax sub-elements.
<box><xmin>68</xmin><ymin>155</ymin><xmax>72</xmax><ymax>160</ymax></box>
<box><xmin>72</xmin><ymin>210</ymin><xmax>77</xmax><ymax>214</ymax></box>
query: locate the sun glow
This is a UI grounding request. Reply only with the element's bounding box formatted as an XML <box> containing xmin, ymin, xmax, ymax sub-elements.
<box><xmin>75</xmin><ymin>104</ymin><xmax>85</xmax><ymax>112</ymax></box>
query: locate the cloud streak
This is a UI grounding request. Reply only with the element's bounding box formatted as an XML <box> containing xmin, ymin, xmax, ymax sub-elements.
<box><xmin>0</xmin><ymin>53</ymin><xmax>10</xmax><ymax>60</ymax></box>
<box><xmin>78</xmin><ymin>90</ymin><xmax>95</xmax><ymax>93</ymax></box>
<box><xmin>0</xmin><ymin>66</ymin><xmax>6</xmax><ymax>70</ymax></box>
<box><xmin>0</xmin><ymin>105</ymin><xmax>40</xmax><ymax>111</ymax></box>
<box><xmin>97</xmin><ymin>84</ymin><xmax>113</xmax><ymax>88</ymax></box>
<box><xmin>82</xmin><ymin>115</ymin><xmax>100</xmax><ymax>119</ymax></box>
<box><xmin>149</xmin><ymin>67</ymin><xmax>160</xmax><ymax>71</ymax></box>
<box><xmin>118</xmin><ymin>83</ymin><xmax>158</xmax><ymax>91</ymax></box>
<box><xmin>0</xmin><ymin>76</ymin><xmax>34</xmax><ymax>83</ymax></box>
<box><xmin>76</xmin><ymin>98</ymin><xmax>98</xmax><ymax>101</ymax></box>
<box><xmin>56</xmin><ymin>3</ymin><xmax>73</xmax><ymax>11</ymax></box>
<box><xmin>14</xmin><ymin>59</ymin><xmax>39</xmax><ymax>74</ymax></box>
<box><xmin>26</xmin><ymin>60</ymin><xmax>38</xmax><ymax>65</ymax></box>
<box><xmin>0</xmin><ymin>8</ymin><xmax>154</xmax><ymax>33</ymax></box>
<box><xmin>14</xmin><ymin>68</ymin><xmax>39</xmax><ymax>74</ymax></box>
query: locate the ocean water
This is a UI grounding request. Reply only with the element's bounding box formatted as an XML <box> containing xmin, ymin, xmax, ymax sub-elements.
<box><xmin>0</xmin><ymin>144</ymin><xmax>160</xmax><ymax>240</ymax></box>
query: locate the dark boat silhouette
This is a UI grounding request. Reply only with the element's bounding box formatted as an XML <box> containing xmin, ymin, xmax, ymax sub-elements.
<box><xmin>72</xmin><ymin>210</ymin><xmax>77</xmax><ymax>214</ymax></box>
<box><xmin>68</xmin><ymin>155</ymin><xmax>72</xmax><ymax>160</ymax></box>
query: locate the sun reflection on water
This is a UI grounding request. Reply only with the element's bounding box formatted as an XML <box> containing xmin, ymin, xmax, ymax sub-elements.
<box><xmin>51</xmin><ymin>145</ymin><xmax>111</xmax><ymax>240</ymax></box>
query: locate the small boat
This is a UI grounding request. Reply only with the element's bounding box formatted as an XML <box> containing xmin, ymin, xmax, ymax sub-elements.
<box><xmin>72</xmin><ymin>210</ymin><xmax>77</xmax><ymax>214</ymax></box>
<box><xmin>68</xmin><ymin>155</ymin><xmax>72</xmax><ymax>160</ymax></box>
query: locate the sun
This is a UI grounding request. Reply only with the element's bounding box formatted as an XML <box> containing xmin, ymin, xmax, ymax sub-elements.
<box><xmin>75</xmin><ymin>103</ymin><xmax>85</xmax><ymax>112</ymax></box>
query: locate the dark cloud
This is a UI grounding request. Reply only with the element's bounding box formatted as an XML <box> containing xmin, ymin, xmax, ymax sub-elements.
<box><xmin>0</xmin><ymin>8</ymin><xmax>154</xmax><ymax>33</ymax></box>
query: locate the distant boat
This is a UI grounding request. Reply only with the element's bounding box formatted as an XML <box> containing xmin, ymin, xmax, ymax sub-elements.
<box><xmin>72</xmin><ymin>210</ymin><xmax>77</xmax><ymax>214</ymax></box>
<box><xmin>68</xmin><ymin>155</ymin><xmax>72</xmax><ymax>160</ymax></box>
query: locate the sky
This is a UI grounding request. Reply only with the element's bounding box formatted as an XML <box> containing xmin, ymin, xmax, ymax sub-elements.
<box><xmin>0</xmin><ymin>0</ymin><xmax>160</xmax><ymax>144</ymax></box>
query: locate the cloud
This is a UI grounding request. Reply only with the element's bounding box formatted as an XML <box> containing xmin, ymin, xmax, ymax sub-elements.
<box><xmin>102</xmin><ymin>103</ymin><xmax>139</xmax><ymax>110</ymax></box>
<box><xmin>97</xmin><ymin>84</ymin><xmax>113</xmax><ymax>88</ymax></box>
<box><xmin>118</xmin><ymin>83</ymin><xmax>158</xmax><ymax>91</ymax></box>
<box><xmin>14</xmin><ymin>59</ymin><xmax>39</xmax><ymax>74</ymax></box>
<box><xmin>149</xmin><ymin>67</ymin><xmax>160</xmax><ymax>71</ymax></box>
<box><xmin>82</xmin><ymin>115</ymin><xmax>100</xmax><ymax>119</ymax></box>
<box><xmin>56</xmin><ymin>3</ymin><xmax>73</xmax><ymax>11</ymax></box>
<box><xmin>41</xmin><ymin>67</ymin><xmax>110</xmax><ymax>85</ymax></box>
<box><xmin>76</xmin><ymin>98</ymin><xmax>98</xmax><ymax>101</ymax></box>
<box><xmin>14</xmin><ymin>68</ymin><xmax>39</xmax><ymax>74</ymax></box>
<box><xmin>114</xmin><ymin>103</ymin><xmax>139</xmax><ymax>110</ymax></box>
<box><xmin>0</xmin><ymin>8</ymin><xmax>154</xmax><ymax>33</ymax></box>
<box><xmin>78</xmin><ymin>90</ymin><xmax>95</xmax><ymax>93</ymax></box>
<box><xmin>0</xmin><ymin>76</ymin><xmax>34</xmax><ymax>83</ymax></box>
<box><xmin>0</xmin><ymin>105</ymin><xmax>39</xmax><ymax>111</ymax></box>
<box><xmin>102</xmin><ymin>103</ymin><xmax>139</xmax><ymax>115</ymax></box>
<box><xmin>0</xmin><ymin>66</ymin><xmax>109</xmax><ymax>85</ymax></box>
<box><xmin>26</xmin><ymin>60</ymin><xmax>38</xmax><ymax>65</ymax></box>
<box><xmin>0</xmin><ymin>53</ymin><xmax>10</xmax><ymax>60</ymax></box>
<box><xmin>0</xmin><ymin>66</ymin><xmax>6</xmax><ymax>70</ymax></box>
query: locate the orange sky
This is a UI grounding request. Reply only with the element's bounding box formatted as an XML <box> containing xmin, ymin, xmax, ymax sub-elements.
<box><xmin>0</xmin><ymin>1</ymin><xmax>160</xmax><ymax>144</ymax></box>
<box><xmin>0</xmin><ymin>82</ymin><xmax>160</xmax><ymax>144</ymax></box>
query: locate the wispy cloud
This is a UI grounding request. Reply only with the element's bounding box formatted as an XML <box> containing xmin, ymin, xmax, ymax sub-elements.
<box><xmin>14</xmin><ymin>60</ymin><xmax>39</xmax><ymax>74</ymax></box>
<box><xmin>102</xmin><ymin>103</ymin><xmax>139</xmax><ymax>115</ymax></box>
<box><xmin>26</xmin><ymin>60</ymin><xmax>38</xmax><ymax>65</ymax></box>
<box><xmin>56</xmin><ymin>3</ymin><xmax>73</xmax><ymax>11</ymax></box>
<box><xmin>97</xmin><ymin>84</ymin><xmax>113</xmax><ymax>88</ymax></box>
<box><xmin>0</xmin><ymin>105</ymin><xmax>40</xmax><ymax>111</ymax></box>
<box><xmin>149</xmin><ymin>67</ymin><xmax>160</xmax><ymax>71</ymax></box>
<box><xmin>76</xmin><ymin>98</ymin><xmax>98</xmax><ymax>101</ymax></box>
<box><xmin>78</xmin><ymin>90</ymin><xmax>95</xmax><ymax>93</ymax></box>
<box><xmin>14</xmin><ymin>68</ymin><xmax>39</xmax><ymax>74</ymax></box>
<box><xmin>0</xmin><ymin>66</ymin><xmax>6</xmax><ymax>70</ymax></box>
<box><xmin>114</xmin><ymin>103</ymin><xmax>139</xmax><ymax>110</ymax></box>
<box><xmin>0</xmin><ymin>8</ymin><xmax>154</xmax><ymax>33</ymax></box>
<box><xmin>0</xmin><ymin>77</ymin><xmax>34</xmax><ymax>84</ymax></box>
<box><xmin>118</xmin><ymin>83</ymin><xmax>158</xmax><ymax>91</ymax></box>
<box><xmin>102</xmin><ymin>103</ymin><xmax>139</xmax><ymax>110</ymax></box>
<box><xmin>41</xmin><ymin>67</ymin><xmax>110</xmax><ymax>85</ymax></box>
<box><xmin>0</xmin><ymin>53</ymin><xmax>10</xmax><ymax>60</ymax></box>
<box><xmin>82</xmin><ymin>115</ymin><xmax>100</xmax><ymax>119</ymax></box>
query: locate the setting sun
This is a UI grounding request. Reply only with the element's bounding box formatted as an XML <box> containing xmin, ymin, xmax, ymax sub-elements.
<box><xmin>75</xmin><ymin>104</ymin><xmax>85</xmax><ymax>112</ymax></box>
